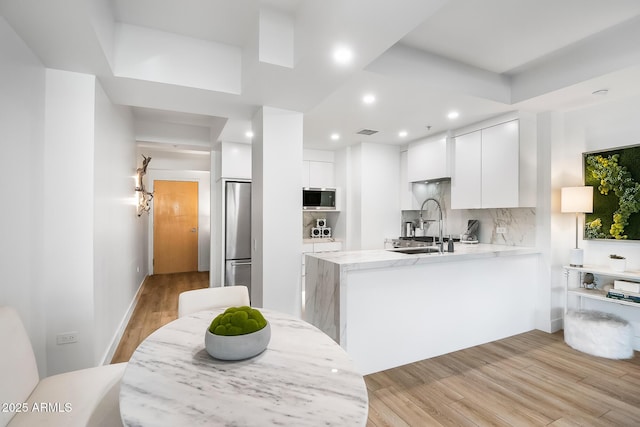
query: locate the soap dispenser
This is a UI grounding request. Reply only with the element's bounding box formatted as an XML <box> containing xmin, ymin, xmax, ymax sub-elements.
<box><xmin>447</xmin><ymin>235</ymin><xmax>454</xmax><ymax>253</ymax></box>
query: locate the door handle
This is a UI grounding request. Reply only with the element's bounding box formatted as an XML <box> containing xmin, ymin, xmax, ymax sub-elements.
<box><xmin>231</xmin><ymin>261</ymin><xmax>251</xmax><ymax>266</ymax></box>
<box><xmin>190</xmin><ymin>228</ymin><xmax>197</xmax><ymax>232</ymax></box>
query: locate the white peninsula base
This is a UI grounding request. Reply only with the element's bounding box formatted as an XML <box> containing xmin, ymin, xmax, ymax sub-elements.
<box><xmin>304</xmin><ymin>245</ymin><xmax>540</xmax><ymax>374</ymax></box>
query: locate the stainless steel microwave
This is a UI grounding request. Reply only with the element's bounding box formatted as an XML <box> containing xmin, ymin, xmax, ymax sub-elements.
<box><xmin>303</xmin><ymin>188</ymin><xmax>336</xmax><ymax>210</ymax></box>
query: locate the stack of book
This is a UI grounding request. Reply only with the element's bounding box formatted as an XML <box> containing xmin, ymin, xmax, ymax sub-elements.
<box><xmin>606</xmin><ymin>280</ymin><xmax>640</xmax><ymax>303</ymax></box>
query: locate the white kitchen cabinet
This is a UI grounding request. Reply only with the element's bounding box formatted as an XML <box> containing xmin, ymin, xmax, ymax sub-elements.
<box><xmin>407</xmin><ymin>135</ymin><xmax>449</xmax><ymax>182</ymax></box>
<box><xmin>400</xmin><ymin>150</ymin><xmax>430</xmax><ymax>210</ymax></box>
<box><xmin>219</xmin><ymin>141</ymin><xmax>251</xmax><ymax>180</ymax></box>
<box><xmin>313</xmin><ymin>241</ymin><xmax>342</xmax><ymax>252</ymax></box>
<box><xmin>302</xmin><ymin>161</ymin><xmax>334</xmax><ymax>188</ymax></box>
<box><xmin>481</xmin><ymin>120</ymin><xmax>519</xmax><ymax>208</ymax></box>
<box><xmin>400</xmin><ymin>150</ymin><xmax>413</xmax><ymax>210</ymax></box>
<box><xmin>452</xmin><ymin>117</ymin><xmax>534</xmax><ymax>209</ymax></box>
<box><xmin>451</xmin><ymin>130</ymin><xmax>482</xmax><ymax>209</ymax></box>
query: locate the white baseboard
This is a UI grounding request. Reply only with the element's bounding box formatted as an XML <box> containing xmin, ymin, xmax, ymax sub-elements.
<box><xmin>100</xmin><ymin>275</ymin><xmax>148</xmax><ymax>365</ymax></box>
<box><xmin>550</xmin><ymin>316</ymin><xmax>564</xmax><ymax>333</ymax></box>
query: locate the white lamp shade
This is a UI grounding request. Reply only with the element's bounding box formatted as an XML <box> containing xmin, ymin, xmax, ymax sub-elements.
<box><xmin>561</xmin><ymin>186</ymin><xmax>593</xmax><ymax>213</ymax></box>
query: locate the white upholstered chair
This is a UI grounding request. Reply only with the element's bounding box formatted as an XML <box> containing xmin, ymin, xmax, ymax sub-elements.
<box><xmin>178</xmin><ymin>285</ymin><xmax>250</xmax><ymax>318</ymax></box>
<box><xmin>0</xmin><ymin>306</ymin><xmax>126</xmax><ymax>427</ymax></box>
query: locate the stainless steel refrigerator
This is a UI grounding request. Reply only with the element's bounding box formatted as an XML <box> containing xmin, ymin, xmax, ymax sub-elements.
<box><xmin>225</xmin><ymin>181</ymin><xmax>251</xmax><ymax>292</ymax></box>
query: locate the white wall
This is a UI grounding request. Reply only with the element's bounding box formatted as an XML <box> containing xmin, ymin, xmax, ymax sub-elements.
<box><xmin>0</xmin><ymin>19</ymin><xmax>147</xmax><ymax>376</ymax></box>
<box><xmin>534</xmin><ymin>112</ymin><xmax>558</xmax><ymax>333</ymax></box>
<box><xmin>333</xmin><ymin>148</ymin><xmax>349</xmax><ymax>247</ymax></box>
<box><xmin>361</xmin><ymin>143</ymin><xmax>401</xmax><ymax>248</ymax></box>
<box><xmin>252</xmin><ymin>107</ymin><xmax>303</xmax><ymax>316</ymax></box>
<box><xmin>0</xmin><ymin>16</ymin><xmax>47</xmax><ymax>376</ymax></box>
<box><xmin>345</xmin><ymin>145</ymin><xmax>362</xmax><ymax>251</ymax></box>
<box><xmin>93</xmin><ymin>82</ymin><xmax>147</xmax><ymax>365</ymax></box>
<box><xmin>140</xmin><ymin>148</ymin><xmax>211</xmax><ymax>172</ymax></box>
<box><xmin>345</xmin><ymin>143</ymin><xmax>400</xmax><ymax>250</ymax></box>
<box><xmin>43</xmin><ymin>69</ymin><xmax>97</xmax><ymax>374</ymax></box>
<box><xmin>549</xmin><ymin>95</ymin><xmax>640</xmax><ymax>347</ymax></box>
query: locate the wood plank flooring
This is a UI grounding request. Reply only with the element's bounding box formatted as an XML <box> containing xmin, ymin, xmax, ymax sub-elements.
<box><xmin>366</xmin><ymin>331</ymin><xmax>640</xmax><ymax>426</ymax></box>
<box><xmin>111</xmin><ymin>273</ymin><xmax>640</xmax><ymax>426</ymax></box>
<box><xmin>110</xmin><ymin>271</ymin><xmax>209</xmax><ymax>363</ymax></box>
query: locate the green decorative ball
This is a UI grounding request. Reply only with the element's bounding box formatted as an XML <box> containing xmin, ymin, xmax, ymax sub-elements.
<box><xmin>209</xmin><ymin>306</ymin><xmax>267</xmax><ymax>336</ymax></box>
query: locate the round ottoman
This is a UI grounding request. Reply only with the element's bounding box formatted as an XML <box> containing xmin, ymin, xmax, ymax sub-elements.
<box><xmin>564</xmin><ymin>310</ymin><xmax>633</xmax><ymax>359</ymax></box>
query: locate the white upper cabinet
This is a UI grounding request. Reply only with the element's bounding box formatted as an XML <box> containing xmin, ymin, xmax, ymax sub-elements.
<box><xmin>400</xmin><ymin>150</ymin><xmax>429</xmax><ymax>210</ymax></box>
<box><xmin>400</xmin><ymin>150</ymin><xmax>412</xmax><ymax>210</ymax></box>
<box><xmin>481</xmin><ymin>121</ymin><xmax>519</xmax><ymax>208</ymax></box>
<box><xmin>218</xmin><ymin>141</ymin><xmax>251</xmax><ymax>180</ymax></box>
<box><xmin>302</xmin><ymin>149</ymin><xmax>335</xmax><ymax>188</ymax></box>
<box><xmin>451</xmin><ymin>130</ymin><xmax>482</xmax><ymax>209</ymax></box>
<box><xmin>407</xmin><ymin>135</ymin><xmax>450</xmax><ymax>182</ymax></box>
<box><xmin>451</xmin><ymin>114</ymin><xmax>536</xmax><ymax>209</ymax></box>
<box><xmin>307</xmin><ymin>161</ymin><xmax>334</xmax><ymax>188</ymax></box>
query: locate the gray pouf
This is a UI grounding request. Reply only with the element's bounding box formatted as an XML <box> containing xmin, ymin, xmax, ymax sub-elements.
<box><xmin>564</xmin><ymin>310</ymin><xmax>633</xmax><ymax>359</ymax></box>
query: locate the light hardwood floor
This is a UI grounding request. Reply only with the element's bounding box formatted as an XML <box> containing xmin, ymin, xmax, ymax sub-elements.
<box><xmin>110</xmin><ymin>271</ymin><xmax>209</xmax><ymax>363</ymax></box>
<box><xmin>112</xmin><ymin>273</ymin><xmax>640</xmax><ymax>426</ymax></box>
<box><xmin>366</xmin><ymin>330</ymin><xmax>640</xmax><ymax>426</ymax></box>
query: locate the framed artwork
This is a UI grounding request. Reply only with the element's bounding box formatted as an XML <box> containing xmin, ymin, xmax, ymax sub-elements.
<box><xmin>583</xmin><ymin>144</ymin><xmax>640</xmax><ymax>240</ymax></box>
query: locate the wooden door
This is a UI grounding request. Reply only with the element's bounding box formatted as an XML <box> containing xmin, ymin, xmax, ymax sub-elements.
<box><xmin>153</xmin><ymin>180</ymin><xmax>198</xmax><ymax>274</ymax></box>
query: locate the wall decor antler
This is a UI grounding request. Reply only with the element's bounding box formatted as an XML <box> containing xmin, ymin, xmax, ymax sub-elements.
<box><xmin>136</xmin><ymin>154</ymin><xmax>153</xmax><ymax>216</ymax></box>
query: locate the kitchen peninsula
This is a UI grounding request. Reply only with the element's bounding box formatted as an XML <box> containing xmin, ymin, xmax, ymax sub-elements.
<box><xmin>304</xmin><ymin>244</ymin><xmax>540</xmax><ymax>374</ymax></box>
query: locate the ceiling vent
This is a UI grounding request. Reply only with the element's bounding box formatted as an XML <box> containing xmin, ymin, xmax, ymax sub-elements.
<box><xmin>356</xmin><ymin>129</ymin><xmax>378</xmax><ymax>136</ymax></box>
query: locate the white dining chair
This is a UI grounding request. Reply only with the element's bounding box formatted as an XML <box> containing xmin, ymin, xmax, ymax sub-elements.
<box><xmin>0</xmin><ymin>306</ymin><xmax>126</xmax><ymax>427</ymax></box>
<box><xmin>178</xmin><ymin>285</ymin><xmax>250</xmax><ymax>318</ymax></box>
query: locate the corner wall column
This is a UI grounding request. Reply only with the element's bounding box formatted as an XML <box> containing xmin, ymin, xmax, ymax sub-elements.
<box><xmin>251</xmin><ymin>107</ymin><xmax>303</xmax><ymax>317</ymax></box>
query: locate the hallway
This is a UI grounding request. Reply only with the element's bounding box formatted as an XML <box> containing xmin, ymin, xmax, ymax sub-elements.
<box><xmin>110</xmin><ymin>272</ymin><xmax>209</xmax><ymax>363</ymax></box>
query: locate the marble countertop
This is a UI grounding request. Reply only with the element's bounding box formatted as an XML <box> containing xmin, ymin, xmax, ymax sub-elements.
<box><xmin>120</xmin><ymin>309</ymin><xmax>368</xmax><ymax>426</ymax></box>
<box><xmin>305</xmin><ymin>243</ymin><xmax>539</xmax><ymax>271</ymax></box>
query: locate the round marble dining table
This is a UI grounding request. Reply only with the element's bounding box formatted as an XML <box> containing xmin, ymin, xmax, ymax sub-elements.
<box><xmin>119</xmin><ymin>308</ymin><xmax>369</xmax><ymax>426</ymax></box>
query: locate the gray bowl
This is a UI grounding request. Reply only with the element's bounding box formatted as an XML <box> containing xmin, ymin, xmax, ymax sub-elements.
<box><xmin>205</xmin><ymin>322</ymin><xmax>271</xmax><ymax>360</ymax></box>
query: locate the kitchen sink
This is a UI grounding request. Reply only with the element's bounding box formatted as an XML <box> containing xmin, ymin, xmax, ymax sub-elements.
<box><xmin>387</xmin><ymin>247</ymin><xmax>441</xmax><ymax>255</ymax></box>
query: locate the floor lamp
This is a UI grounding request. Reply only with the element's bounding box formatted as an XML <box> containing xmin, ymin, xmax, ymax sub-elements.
<box><xmin>561</xmin><ymin>186</ymin><xmax>593</xmax><ymax>267</ymax></box>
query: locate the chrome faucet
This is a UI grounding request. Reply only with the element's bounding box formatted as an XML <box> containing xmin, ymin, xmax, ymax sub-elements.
<box><xmin>418</xmin><ymin>198</ymin><xmax>444</xmax><ymax>253</ymax></box>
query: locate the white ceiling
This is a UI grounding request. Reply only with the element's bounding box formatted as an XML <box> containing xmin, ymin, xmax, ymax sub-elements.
<box><xmin>401</xmin><ymin>0</ymin><xmax>640</xmax><ymax>74</ymax></box>
<box><xmin>2</xmin><ymin>0</ymin><xmax>640</xmax><ymax>151</ymax></box>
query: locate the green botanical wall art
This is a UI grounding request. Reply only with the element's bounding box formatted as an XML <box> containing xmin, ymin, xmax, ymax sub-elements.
<box><xmin>583</xmin><ymin>145</ymin><xmax>640</xmax><ymax>240</ymax></box>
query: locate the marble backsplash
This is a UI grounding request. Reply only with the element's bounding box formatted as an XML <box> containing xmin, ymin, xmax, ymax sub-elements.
<box><xmin>401</xmin><ymin>181</ymin><xmax>536</xmax><ymax>247</ymax></box>
<box><xmin>303</xmin><ymin>211</ymin><xmax>340</xmax><ymax>239</ymax></box>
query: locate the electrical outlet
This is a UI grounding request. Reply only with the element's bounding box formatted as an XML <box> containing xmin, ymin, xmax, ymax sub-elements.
<box><xmin>496</xmin><ymin>227</ymin><xmax>507</xmax><ymax>234</ymax></box>
<box><xmin>56</xmin><ymin>332</ymin><xmax>78</xmax><ymax>345</ymax></box>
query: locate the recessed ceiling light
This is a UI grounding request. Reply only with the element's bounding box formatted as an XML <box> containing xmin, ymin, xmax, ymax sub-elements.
<box><xmin>362</xmin><ymin>94</ymin><xmax>376</xmax><ymax>104</ymax></box>
<box><xmin>398</xmin><ymin>130</ymin><xmax>408</xmax><ymax>138</ymax></box>
<box><xmin>447</xmin><ymin>111</ymin><xmax>459</xmax><ymax>120</ymax></box>
<box><xmin>592</xmin><ymin>89</ymin><xmax>609</xmax><ymax>96</ymax></box>
<box><xmin>330</xmin><ymin>133</ymin><xmax>340</xmax><ymax>141</ymax></box>
<box><xmin>245</xmin><ymin>131</ymin><xmax>254</xmax><ymax>138</ymax></box>
<box><xmin>333</xmin><ymin>46</ymin><xmax>353</xmax><ymax>65</ymax></box>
